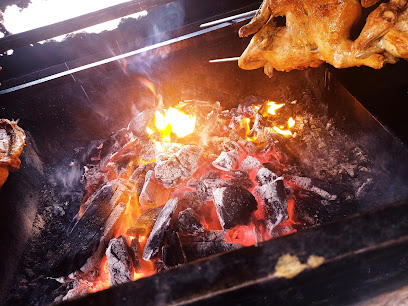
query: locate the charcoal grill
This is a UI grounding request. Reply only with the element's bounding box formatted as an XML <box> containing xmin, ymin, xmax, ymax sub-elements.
<box><xmin>1</xmin><ymin>0</ymin><xmax>408</xmax><ymax>304</ymax></box>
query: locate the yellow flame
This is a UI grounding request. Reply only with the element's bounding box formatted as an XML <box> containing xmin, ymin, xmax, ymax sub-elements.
<box><xmin>288</xmin><ymin>117</ymin><xmax>296</xmax><ymax>128</ymax></box>
<box><xmin>273</xmin><ymin>126</ymin><xmax>293</xmax><ymax>137</ymax></box>
<box><xmin>263</xmin><ymin>101</ymin><xmax>285</xmax><ymax>116</ymax></box>
<box><xmin>153</xmin><ymin>107</ymin><xmax>196</xmax><ymax>140</ymax></box>
<box><xmin>240</xmin><ymin>117</ymin><xmax>257</xmax><ymax>142</ymax></box>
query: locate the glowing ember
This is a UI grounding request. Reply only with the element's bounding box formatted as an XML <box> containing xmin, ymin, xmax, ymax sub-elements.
<box><xmin>153</xmin><ymin>107</ymin><xmax>196</xmax><ymax>140</ymax></box>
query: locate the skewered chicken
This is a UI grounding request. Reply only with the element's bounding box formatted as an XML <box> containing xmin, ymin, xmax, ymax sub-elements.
<box><xmin>238</xmin><ymin>0</ymin><xmax>408</xmax><ymax>76</ymax></box>
<box><xmin>0</xmin><ymin>119</ymin><xmax>26</xmax><ymax>188</ymax></box>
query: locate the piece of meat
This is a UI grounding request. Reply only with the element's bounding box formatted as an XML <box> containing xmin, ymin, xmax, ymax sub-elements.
<box><xmin>0</xmin><ymin>119</ymin><xmax>26</xmax><ymax>188</ymax></box>
<box><xmin>238</xmin><ymin>0</ymin><xmax>407</xmax><ymax>76</ymax></box>
<box><xmin>354</xmin><ymin>0</ymin><xmax>408</xmax><ymax>59</ymax></box>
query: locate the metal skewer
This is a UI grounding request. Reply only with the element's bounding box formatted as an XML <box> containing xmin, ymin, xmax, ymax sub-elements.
<box><xmin>209</xmin><ymin>57</ymin><xmax>240</xmax><ymax>63</ymax></box>
<box><xmin>200</xmin><ymin>10</ymin><xmax>257</xmax><ymax>28</ymax></box>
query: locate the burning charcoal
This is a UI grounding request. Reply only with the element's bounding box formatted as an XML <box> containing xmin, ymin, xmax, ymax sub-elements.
<box><xmin>212</xmin><ymin>149</ymin><xmax>240</xmax><ymax>171</ymax></box>
<box><xmin>212</xmin><ymin>186</ymin><xmax>258</xmax><ymax>230</ymax></box>
<box><xmin>238</xmin><ymin>139</ymin><xmax>256</xmax><ymax>154</ymax></box>
<box><xmin>127</xmin><ymin>207</ymin><xmax>162</xmax><ymax>237</ymax></box>
<box><xmin>139</xmin><ymin>170</ymin><xmax>171</xmax><ymax>209</ymax></box>
<box><xmin>63</xmin><ymin>281</ymin><xmax>90</xmax><ymax>301</ymax></box>
<box><xmin>202</xmin><ymin>172</ymin><xmax>220</xmax><ymax>180</ymax></box>
<box><xmin>176</xmin><ymin>145</ymin><xmax>203</xmax><ymax>176</ymax></box>
<box><xmin>154</xmin><ymin>156</ymin><xmax>184</xmax><ymax>188</ymax></box>
<box><xmin>162</xmin><ymin>231</ymin><xmax>186</xmax><ymax>268</ymax></box>
<box><xmin>178</xmin><ymin>191</ymin><xmax>203</xmax><ymax>212</ymax></box>
<box><xmin>106</xmin><ymin>236</ymin><xmax>132</xmax><ymax>286</ymax></box>
<box><xmin>179</xmin><ymin>231</ymin><xmax>242</xmax><ymax>262</ymax></box>
<box><xmin>143</xmin><ymin>198</ymin><xmax>179</xmax><ymax>261</ymax></box>
<box><xmin>130</xmin><ymin>165</ymin><xmax>148</xmax><ymax>196</ymax></box>
<box><xmin>176</xmin><ymin>208</ymin><xmax>204</xmax><ymax>234</ymax></box>
<box><xmin>127</xmin><ymin>109</ymin><xmax>155</xmax><ymax>137</ymax></box>
<box><xmin>248</xmin><ymin>113</ymin><xmax>263</xmax><ymax>138</ymax></box>
<box><xmin>254</xmin><ymin>178</ymin><xmax>289</xmax><ymax>233</ymax></box>
<box><xmin>255</xmin><ymin>167</ymin><xmax>279</xmax><ymax>185</ymax></box>
<box><xmin>155</xmin><ymin>145</ymin><xmax>203</xmax><ymax>188</ymax></box>
<box><xmin>129</xmin><ymin>239</ymin><xmax>142</xmax><ymax>271</ymax></box>
<box><xmin>240</xmin><ymin>156</ymin><xmax>262</xmax><ymax>172</ymax></box>
<box><xmin>230</xmin><ymin>170</ymin><xmax>249</xmax><ymax>180</ymax></box>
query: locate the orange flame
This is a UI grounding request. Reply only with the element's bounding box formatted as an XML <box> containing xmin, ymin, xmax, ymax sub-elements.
<box><xmin>273</xmin><ymin>126</ymin><xmax>293</xmax><ymax>137</ymax></box>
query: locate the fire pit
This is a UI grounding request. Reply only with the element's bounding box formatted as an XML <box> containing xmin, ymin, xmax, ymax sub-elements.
<box><xmin>1</xmin><ymin>6</ymin><xmax>408</xmax><ymax>305</ymax></box>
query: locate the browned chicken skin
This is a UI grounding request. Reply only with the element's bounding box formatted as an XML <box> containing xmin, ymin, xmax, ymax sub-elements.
<box><xmin>0</xmin><ymin>119</ymin><xmax>26</xmax><ymax>188</ymax></box>
<box><xmin>239</xmin><ymin>0</ymin><xmax>408</xmax><ymax>76</ymax></box>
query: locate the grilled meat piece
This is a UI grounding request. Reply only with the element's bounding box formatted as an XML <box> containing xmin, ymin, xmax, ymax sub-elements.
<box><xmin>238</xmin><ymin>0</ymin><xmax>407</xmax><ymax>76</ymax></box>
<box><xmin>0</xmin><ymin>119</ymin><xmax>26</xmax><ymax>188</ymax></box>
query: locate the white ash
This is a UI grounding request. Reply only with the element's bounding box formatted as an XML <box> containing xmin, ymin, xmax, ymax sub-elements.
<box><xmin>139</xmin><ymin>170</ymin><xmax>171</xmax><ymax>209</ymax></box>
<box><xmin>212</xmin><ymin>149</ymin><xmax>240</xmax><ymax>171</ymax></box>
<box><xmin>288</xmin><ymin>176</ymin><xmax>337</xmax><ymax>201</ymax></box>
<box><xmin>256</xmin><ymin>167</ymin><xmax>279</xmax><ymax>185</ymax></box>
<box><xmin>106</xmin><ymin>235</ymin><xmax>132</xmax><ymax>287</ymax></box>
<box><xmin>155</xmin><ymin>145</ymin><xmax>203</xmax><ymax>188</ymax></box>
<box><xmin>240</xmin><ymin>156</ymin><xmax>262</xmax><ymax>172</ymax></box>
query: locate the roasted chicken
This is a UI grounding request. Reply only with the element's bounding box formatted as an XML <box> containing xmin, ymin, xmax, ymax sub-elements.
<box><xmin>238</xmin><ymin>0</ymin><xmax>408</xmax><ymax>76</ymax></box>
<box><xmin>0</xmin><ymin>119</ymin><xmax>26</xmax><ymax>188</ymax></box>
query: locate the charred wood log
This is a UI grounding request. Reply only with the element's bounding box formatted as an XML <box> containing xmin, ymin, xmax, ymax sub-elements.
<box><xmin>127</xmin><ymin>207</ymin><xmax>163</xmax><ymax>238</ymax></box>
<box><xmin>162</xmin><ymin>231</ymin><xmax>186</xmax><ymax>268</ymax></box>
<box><xmin>49</xmin><ymin>180</ymin><xmax>130</xmax><ymax>276</ymax></box>
<box><xmin>129</xmin><ymin>238</ymin><xmax>142</xmax><ymax>272</ymax></box>
<box><xmin>212</xmin><ymin>186</ymin><xmax>257</xmax><ymax>230</ymax></box>
<box><xmin>176</xmin><ymin>208</ymin><xmax>204</xmax><ymax>234</ymax></box>
<box><xmin>179</xmin><ymin>231</ymin><xmax>242</xmax><ymax>262</ymax></box>
<box><xmin>142</xmin><ymin>198</ymin><xmax>179</xmax><ymax>261</ymax></box>
<box><xmin>106</xmin><ymin>236</ymin><xmax>133</xmax><ymax>287</ymax></box>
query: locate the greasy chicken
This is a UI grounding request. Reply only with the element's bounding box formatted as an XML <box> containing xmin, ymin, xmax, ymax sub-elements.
<box><xmin>238</xmin><ymin>0</ymin><xmax>408</xmax><ymax>76</ymax></box>
<box><xmin>0</xmin><ymin>119</ymin><xmax>26</xmax><ymax>188</ymax></box>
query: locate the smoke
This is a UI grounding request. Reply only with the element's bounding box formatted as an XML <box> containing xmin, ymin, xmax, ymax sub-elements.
<box><xmin>53</xmin><ymin>161</ymin><xmax>82</xmax><ymax>189</ymax></box>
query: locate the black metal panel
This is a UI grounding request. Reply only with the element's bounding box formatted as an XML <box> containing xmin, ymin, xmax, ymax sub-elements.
<box><xmin>57</xmin><ymin>201</ymin><xmax>408</xmax><ymax>305</ymax></box>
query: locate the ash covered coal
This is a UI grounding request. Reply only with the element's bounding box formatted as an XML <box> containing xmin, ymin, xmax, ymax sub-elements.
<box><xmin>213</xmin><ymin>186</ymin><xmax>258</xmax><ymax>230</ymax></box>
<box><xmin>155</xmin><ymin>145</ymin><xmax>203</xmax><ymax>188</ymax></box>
